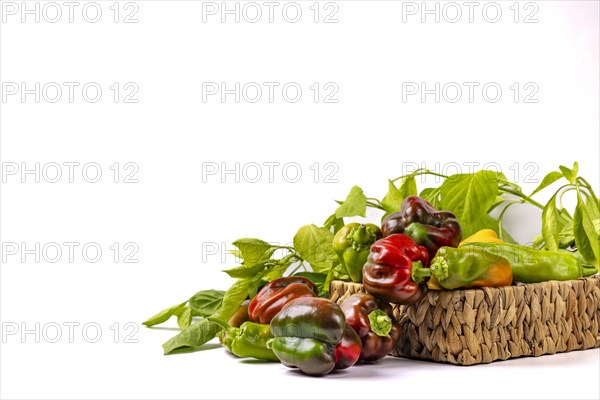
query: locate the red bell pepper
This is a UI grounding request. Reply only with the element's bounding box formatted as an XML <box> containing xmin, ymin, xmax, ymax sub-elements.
<box><xmin>362</xmin><ymin>234</ymin><xmax>430</xmax><ymax>305</ymax></box>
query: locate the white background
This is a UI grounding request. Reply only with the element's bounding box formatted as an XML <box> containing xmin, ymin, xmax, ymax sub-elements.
<box><xmin>1</xmin><ymin>0</ymin><xmax>599</xmax><ymax>399</ymax></box>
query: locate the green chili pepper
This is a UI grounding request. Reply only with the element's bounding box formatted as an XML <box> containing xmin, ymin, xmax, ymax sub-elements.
<box><xmin>333</xmin><ymin>223</ymin><xmax>382</xmax><ymax>283</ymax></box>
<box><xmin>412</xmin><ymin>245</ymin><xmax>513</xmax><ymax>290</ymax></box>
<box><xmin>212</xmin><ymin>319</ymin><xmax>278</xmax><ymax>362</ymax></box>
<box><xmin>467</xmin><ymin>243</ymin><xmax>598</xmax><ymax>283</ymax></box>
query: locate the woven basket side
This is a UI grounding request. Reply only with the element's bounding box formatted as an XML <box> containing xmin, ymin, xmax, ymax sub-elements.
<box><xmin>330</xmin><ymin>275</ymin><xmax>600</xmax><ymax>366</ymax></box>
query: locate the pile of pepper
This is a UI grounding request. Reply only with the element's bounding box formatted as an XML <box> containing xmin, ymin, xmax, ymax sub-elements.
<box><xmin>209</xmin><ymin>196</ymin><xmax>596</xmax><ymax>376</ymax></box>
<box><xmin>213</xmin><ymin>277</ymin><xmax>403</xmax><ymax>376</ymax></box>
<box><xmin>144</xmin><ymin>187</ymin><xmax>598</xmax><ymax>377</ymax></box>
<box><xmin>211</xmin><ymin>276</ymin><xmax>364</xmax><ymax>376</ymax></box>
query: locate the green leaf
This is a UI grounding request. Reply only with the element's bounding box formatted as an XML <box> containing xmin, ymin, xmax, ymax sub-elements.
<box><xmin>323</xmin><ymin>264</ymin><xmax>349</xmax><ymax>294</ymax></box>
<box><xmin>542</xmin><ymin>194</ymin><xmax>560</xmax><ymax>251</ymax></box>
<box><xmin>324</xmin><ymin>213</ymin><xmax>345</xmax><ymax>234</ymax></box>
<box><xmin>223</xmin><ymin>262</ymin><xmax>268</xmax><ymax>279</ymax></box>
<box><xmin>176</xmin><ymin>307</ymin><xmax>192</xmax><ymax>329</ymax></box>
<box><xmin>557</xmin><ymin>208</ymin><xmax>573</xmax><ymax>226</ymax></box>
<box><xmin>188</xmin><ymin>289</ymin><xmax>225</xmax><ymax>317</ymax></box>
<box><xmin>247</xmin><ymin>280</ymin><xmax>262</xmax><ymax>299</ymax></box>
<box><xmin>585</xmin><ymin>193</ymin><xmax>600</xmax><ymax>221</ymax></box>
<box><xmin>487</xmin><ymin>196</ymin><xmax>506</xmax><ymax>213</ymax></box>
<box><xmin>382</xmin><ymin>177</ymin><xmax>418</xmax><ymax>217</ymax></box>
<box><xmin>228</xmin><ymin>249</ymin><xmax>243</xmax><ymax>260</ymax></box>
<box><xmin>439</xmin><ymin>171</ymin><xmax>499</xmax><ymax>236</ymax></box>
<box><xmin>558</xmin><ymin>220</ymin><xmax>576</xmax><ymax>249</ymax></box>
<box><xmin>261</xmin><ymin>263</ymin><xmax>289</xmax><ymax>282</ymax></box>
<box><xmin>532</xmin><ymin>234</ymin><xmax>544</xmax><ymax>248</ymax></box>
<box><xmin>572</xmin><ymin>162</ymin><xmax>579</xmax><ymax>178</ymax></box>
<box><xmin>335</xmin><ymin>186</ymin><xmax>367</xmax><ymax>218</ymax></box>
<box><xmin>419</xmin><ymin>187</ymin><xmax>441</xmax><ymax>208</ymax></box>
<box><xmin>293</xmin><ymin>224</ymin><xmax>337</xmax><ymax>272</ymax></box>
<box><xmin>142</xmin><ymin>301</ymin><xmax>187</xmax><ymax>327</ymax></box>
<box><xmin>559</xmin><ymin>162</ymin><xmax>578</xmax><ymax>184</ymax></box>
<box><xmin>574</xmin><ymin>196</ymin><xmax>600</xmax><ymax>266</ymax></box>
<box><xmin>470</xmin><ymin>214</ymin><xmax>516</xmax><ymax>244</ymax></box>
<box><xmin>381</xmin><ymin>180</ymin><xmax>402</xmax><ymax>216</ymax></box>
<box><xmin>294</xmin><ymin>271</ymin><xmax>327</xmax><ymax>287</ymax></box>
<box><xmin>398</xmin><ymin>175</ymin><xmax>418</xmax><ymax>198</ymax></box>
<box><xmin>530</xmin><ymin>171</ymin><xmax>563</xmax><ymax>197</ymax></box>
<box><xmin>216</xmin><ymin>278</ymin><xmax>251</xmax><ymax>322</ymax></box>
<box><xmin>162</xmin><ymin>319</ymin><xmax>222</xmax><ymax>355</ymax></box>
<box><xmin>232</xmin><ymin>238</ymin><xmax>273</xmax><ymax>266</ymax></box>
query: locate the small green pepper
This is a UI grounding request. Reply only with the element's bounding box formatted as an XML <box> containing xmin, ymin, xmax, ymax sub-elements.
<box><xmin>213</xmin><ymin>319</ymin><xmax>278</xmax><ymax>362</ymax></box>
<box><xmin>333</xmin><ymin>223</ymin><xmax>382</xmax><ymax>283</ymax></box>
<box><xmin>412</xmin><ymin>245</ymin><xmax>513</xmax><ymax>290</ymax></box>
<box><xmin>467</xmin><ymin>242</ymin><xmax>598</xmax><ymax>283</ymax></box>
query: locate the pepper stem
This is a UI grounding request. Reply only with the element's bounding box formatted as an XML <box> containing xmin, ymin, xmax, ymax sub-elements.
<box><xmin>411</xmin><ymin>260</ymin><xmax>430</xmax><ymax>283</ymax></box>
<box><xmin>368</xmin><ymin>310</ymin><xmax>392</xmax><ymax>337</ymax></box>
<box><xmin>430</xmin><ymin>256</ymin><xmax>449</xmax><ymax>282</ymax></box>
<box><xmin>349</xmin><ymin>224</ymin><xmax>372</xmax><ymax>252</ymax></box>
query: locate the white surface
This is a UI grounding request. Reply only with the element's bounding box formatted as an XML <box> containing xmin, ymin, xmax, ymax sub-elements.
<box><xmin>1</xmin><ymin>1</ymin><xmax>599</xmax><ymax>399</ymax></box>
<box><xmin>6</xmin><ymin>320</ymin><xmax>600</xmax><ymax>400</ymax></box>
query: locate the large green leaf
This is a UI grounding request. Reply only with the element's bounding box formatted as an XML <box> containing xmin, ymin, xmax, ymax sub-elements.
<box><xmin>293</xmin><ymin>224</ymin><xmax>337</xmax><ymax>272</ymax></box>
<box><xmin>419</xmin><ymin>187</ymin><xmax>441</xmax><ymax>209</ymax></box>
<box><xmin>439</xmin><ymin>171</ymin><xmax>499</xmax><ymax>236</ymax></box>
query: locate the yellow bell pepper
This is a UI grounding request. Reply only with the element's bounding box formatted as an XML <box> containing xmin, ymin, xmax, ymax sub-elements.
<box><xmin>459</xmin><ymin>229</ymin><xmax>504</xmax><ymax>246</ymax></box>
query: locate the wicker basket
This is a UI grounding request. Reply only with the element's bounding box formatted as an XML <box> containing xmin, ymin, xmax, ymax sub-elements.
<box><xmin>330</xmin><ymin>275</ymin><xmax>600</xmax><ymax>365</ymax></box>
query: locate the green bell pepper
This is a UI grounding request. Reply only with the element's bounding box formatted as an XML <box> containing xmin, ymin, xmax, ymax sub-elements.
<box><xmin>333</xmin><ymin>223</ymin><xmax>382</xmax><ymax>283</ymax></box>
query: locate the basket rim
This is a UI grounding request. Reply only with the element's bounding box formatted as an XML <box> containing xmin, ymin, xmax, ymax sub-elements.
<box><xmin>330</xmin><ymin>274</ymin><xmax>600</xmax><ymax>293</ymax></box>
